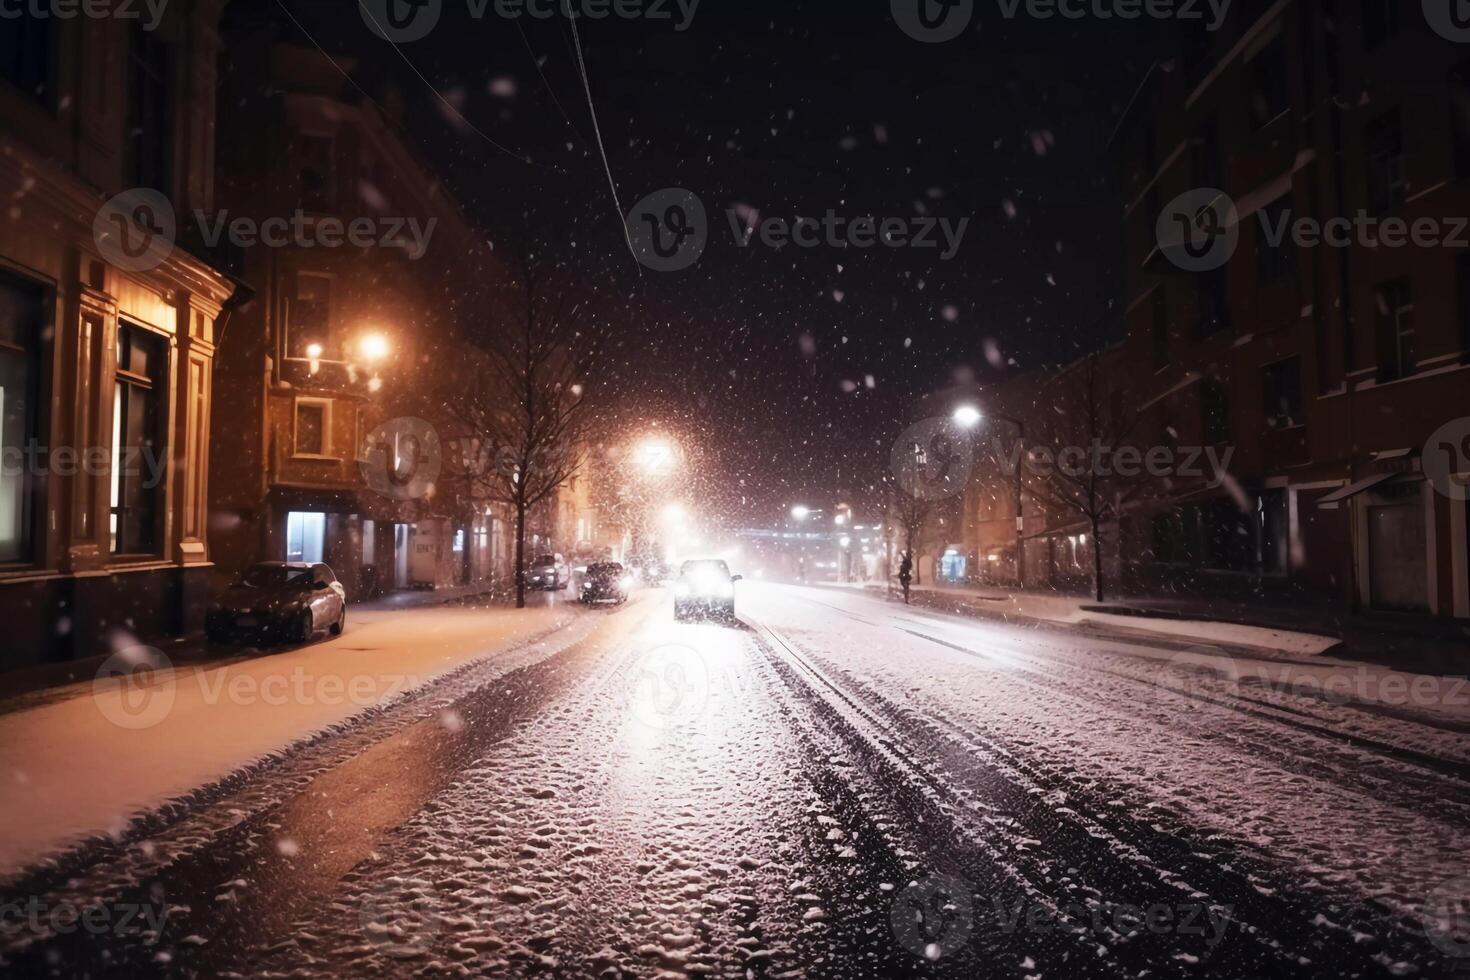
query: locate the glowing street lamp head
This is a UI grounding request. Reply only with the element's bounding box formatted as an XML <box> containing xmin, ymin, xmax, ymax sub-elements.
<box><xmin>636</xmin><ymin>439</ymin><xmax>675</xmax><ymax>476</ymax></box>
<box><xmin>359</xmin><ymin>333</ymin><xmax>390</xmax><ymax>363</ymax></box>
<box><xmin>305</xmin><ymin>342</ymin><xmax>324</xmax><ymax>360</ymax></box>
<box><xmin>952</xmin><ymin>404</ymin><xmax>982</xmax><ymax>429</ymax></box>
<box><xmin>791</xmin><ymin>505</ymin><xmax>810</xmax><ymax>520</ymax></box>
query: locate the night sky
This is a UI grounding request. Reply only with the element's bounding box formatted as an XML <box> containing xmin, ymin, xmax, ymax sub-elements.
<box><xmin>271</xmin><ymin>0</ymin><xmax>1164</xmax><ymax>527</ymax></box>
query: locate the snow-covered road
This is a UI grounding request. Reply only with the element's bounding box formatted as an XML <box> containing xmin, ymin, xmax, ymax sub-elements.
<box><xmin>2</xmin><ymin>583</ymin><xmax>1467</xmax><ymax>977</ymax></box>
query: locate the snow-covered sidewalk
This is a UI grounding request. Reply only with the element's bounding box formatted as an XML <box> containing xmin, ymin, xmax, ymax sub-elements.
<box><xmin>0</xmin><ymin>601</ymin><xmax>584</xmax><ymax>879</ymax></box>
<box><xmin>832</xmin><ymin>580</ymin><xmax>1342</xmax><ymax>657</ymax></box>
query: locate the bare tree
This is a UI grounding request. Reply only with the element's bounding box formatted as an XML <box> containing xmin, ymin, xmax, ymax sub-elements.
<box><xmin>886</xmin><ymin>477</ymin><xmax>935</xmax><ymax>588</ymax></box>
<box><xmin>446</xmin><ymin>241</ymin><xmax>607</xmax><ymax>608</ymax></box>
<box><xmin>1020</xmin><ymin>350</ymin><xmax>1144</xmax><ymax>602</ymax></box>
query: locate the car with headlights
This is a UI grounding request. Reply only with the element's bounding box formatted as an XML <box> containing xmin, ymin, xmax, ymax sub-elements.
<box><xmin>580</xmin><ymin>562</ymin><xmax>632</xmax><ymax>605</ymax></box>
<box><xmin>673</xmin><ymin>559</ymin><xmax>742</xmax><ymax>621</ymax></box>
<box><xmin>526</xmin><ymin>553</ymin><xmax>570</xmax><ymax>591</ymax></box>
<box><xmin>206</xmin><ymin>561</ymin><xmax>346</xmax><ymax>643</ymax></box>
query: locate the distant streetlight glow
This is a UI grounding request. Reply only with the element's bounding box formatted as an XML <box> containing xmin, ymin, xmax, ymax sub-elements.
<box><xmin>305</xmin><ymin>342</ymin><xmax>324</xmax><ymax>360</ymax></box>
<box><xmin>791</xmin><ymin>505</ymin><xmax>810</xmax><ymax>520</ymax></box>
<box><xmin>636</xmin><ymin>438</ymin><xmax>675</xmax><ymax>476</ymax></box>
<box><xmin>953</xmin><ymin>404</ymin><xmax>982</xmax><ymax>428</ymax></box>
<box><xmin>359</xmin><ymin>333</ymin><xmax>390</xmax><ymax>363</ymax></box>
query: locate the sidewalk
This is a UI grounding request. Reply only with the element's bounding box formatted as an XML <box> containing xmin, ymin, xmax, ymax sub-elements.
<box><xmin>834</xmin><ymin>580</ymin><xmax>1468</xmax><ymax>674</ymax></box>
<box><xmin>0</xmin><ymin>597</ymin><xmax>590</xmax><ymax>880</ymax></box>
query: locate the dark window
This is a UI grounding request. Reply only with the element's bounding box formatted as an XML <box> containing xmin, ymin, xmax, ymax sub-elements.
<box><xmin>1201</xmin><ymin>378</ymin><xmax>1230</xmax><ymax>445</ymax></box>
<box><xmin>295</xmin><ymin>401</ymin><xmax>326</xmax><ymax>456</ymax></box>
<box><xmin>125</xmin><ymin>22</ymin><xmax>173</xmax><ymax>194</ymax></box>
<box><xmin>0</xmin><ymin>11</ymin><xmax>52</xmax><ymax>103</ymax></box>
<box><xmin>1453</xmin><ymin>61</ymin><xmax>1470</xmax><ymax>181</ymax></box>
<box><xmin>1151</xmin><ymin>288</ymin><xmax>1169</xmax><ymax>369</ymax></box>
<box><xmin>111</xmin><ymin>324</ymin><xmax>165</xmax><ymax>556</ymax></box>
<box><xmin>1262</xmin><ymin>358</ymin><xmax>1302</xmax><ymax>429</ymax></box>
<box><xmin>1193</xmin><ymin>116</ymin><xmax>1220</xmax><ymax>189</ymax></box>
<box><xmin>0</xmin><ymin>273</ymin><xmax>44</xmax><ymax>564</ymax></box>
<box><xmin>1375</xmin><ymin>279</ymin><xmax>1416</xmax><ymax>382</ymax></box>
<box><xmin>288</xmin><ymin>273</ymin><xmax>331</xmax><ymax>359</ymax></box>
<box><xmin>1195</xmin><ymin>267</ymin><xmax>1230</xmax><ymax>338</ymax></box>
<box><xmin>1248</xmin><ymin>40</ymin><xmax>1289</xmax><ymax>130</ymax></box>
<box><xmin>1363</xmin><ymin>0</ymin><xmax>1398</xmax><ymax>49</ymax></box>
<box><xmin>1256</xmin><ymin>194</ymin><xmax>1297</xmax><ymax>285</ymax></box>
<box><xmin>1199</xmin><ymin>498</ymin><xmax>1254</xmax><ymax>572</ymax></box>
<box><xmin>1151</xmin><ymin>511</ymin><xmax>1185</xmax><ymax>565</ymax></box>
<box><xmin>297</xmin><ymin>134</ymin><xmax>337</xmax><ymax>213</ymax></box>
<box><xmin>1366</xmin><ymin>111</ymin><xmax>1406</xmax><ymax>212</ymax></box>
<box><xmin>1258</xmin><ymin>489</ymin><xmax>1288</xmax><ymax>575</ymax></box>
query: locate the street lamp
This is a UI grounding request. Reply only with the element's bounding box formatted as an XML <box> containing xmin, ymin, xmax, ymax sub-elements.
<box><xmin>791</xmin><ymin>505</ymin><xmax>810</xmax><ymax>520</ymax></box>
<box><xmin>636</xmin><ymin>438</ymin><xmax>675</xmax><ymax>476</ymax></box>
<box><xmin>359</xmin><ymin>333</ymin><xmax>390</xmax><ymax>363</ymax></box>
<box><xmin>954</xmin><ymin>403</ymin><xmax>1028</xmax><ymax>590</ymax></box>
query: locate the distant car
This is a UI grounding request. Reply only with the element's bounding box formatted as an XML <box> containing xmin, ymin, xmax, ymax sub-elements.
<box><xmin>526</xmin><ymin>553</ymin><xmax>570</xmax><ymax>590</ymax></box>
<box><xmin>580</xmin><ymin>562</ymin><xmax>632</xmax><ymax>605</ymax></box>
<box><xmin>207</xmin><ymin>561</ymin><xmax>346</xmax><ymax>643</ymax></box>
<box><xmin>674</xmin><ymin>559</ymin><xmax>742</xmax><ymax>621</ymax></box>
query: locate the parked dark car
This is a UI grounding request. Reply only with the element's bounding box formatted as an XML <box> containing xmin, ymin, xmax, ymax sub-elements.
<box><xmin>206</xmin><ymin>562</ymin><xmax>347</xmax><ymax>643</ymax></box>
<box><xmin>525</xmin><ymin>553</ymin><xmax>570</xmax><ymax>591</ymax></box>
<box><xmin>673</xmin><ymin>559</ymin><xmax>742</xmax><ymax>621</ymax></box>
<box><xmin>579</xmin><ymin>562</ymin><xmax>632</xmax><ymax>605</ymax></box>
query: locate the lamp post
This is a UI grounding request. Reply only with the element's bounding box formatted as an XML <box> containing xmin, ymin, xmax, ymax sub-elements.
<box><xmin>953</xmin><ymin>405</ymin><xmax>1027</xmax><ymax>590</ymax></box>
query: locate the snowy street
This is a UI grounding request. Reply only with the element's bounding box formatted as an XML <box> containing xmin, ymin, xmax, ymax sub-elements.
<box><xmin>2</xmin><ymin>583</ymin><xmax>1466</xmax><ymax>978</ymax></box>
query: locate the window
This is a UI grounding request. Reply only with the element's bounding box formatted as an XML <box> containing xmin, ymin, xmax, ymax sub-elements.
<box><xmin>288</xmin><ymin>273</ymin><xmax>331</xmax><ymax>359</ymax></box>
<box><xmin>1366</xmin><ymin>111</ymin><xmax>1406</xmax><ymax>213</ymax></box>
<box><xmin>297</xmin><ymin>134</ymin><xmax>337</xmax><ymax>213</ymax></box>
<box><xmin>294</xmin><ymin>399</ymin><xmax>329</xmax><ymax>456</ymax></box>
<box><xmin>111</xmin><ymin>324</ymin><xmax>165</xmax><ymax>556</ymax></box>
<box><xmin>1363</xmin><ymin>0</ymin><xmax>1398</xmax><ymax>49</ymax></box>
<box><xmin>286</xmin><ymin>511</ymin><xmax>325</xmax><ymax>564</ymax></box>
<box><xmin>1192</xmin><ymin>117</ymin><xmax>1220</xmax><ymax>189</ymax></box>
<box><xmin>1195</xmin><ymin>267</ymin><xmax>1230</xmax><ymax>338</ymax></box>
<box><xmin>0</xmin><ymin>274</ymin><xmax>44</xmax><ymax>564</ymax></box>
<box><xmin>453</xmin><ymin>529</ymin><xmax>466</xmax><ymax>554</ymax></box>
<box><xmin>1376</xmin><ymin>279</ymin><xmax>1416</xmax><ymax>381</ymax></box>
<box><xmin>1258</xmin><ymin>489</ymin><xmax>1288</xmax><ymax>575</ymax></box>
<box><xmin>1262</xmin><ymin>357</ymin><xmax>1302</xmax><ymax>430</ymax></box>
<box><xmin>1453</xmin><ymin>61</ymin><xmax>1470</xmax><ymax>181</ymax></box>
<box><xmin>125</xmin><ymin>22</ymin><xmax>173</xmax><ymax>194</ymax></box>
<box><xmin>362</xmin><ymin>519</ymin><xmax>376</xmax><ymax>566</ymax></box>
<box><xmin>1151</xmin><ymin>288</ymin><xmax>1169</xmax><ymax>369</ymax></box>
<box><xmin>0</xmin><ymin>11</ymin><xmax>52</xmax><ymax>103</ymax></box>
<box><xmin>1257</xmin><ymin>194</ymin><xmax>1297</xmax><ymax>285</ymax></box>
<box><xmin>1200</xmin><ymin>378</ymin><xmax>1230</xmax><ymax>445</ymax></box>
<box><xmin>1248</xmin><ymin>40</ymin><xmax>1289</xmax><ymax>130</ymax></box>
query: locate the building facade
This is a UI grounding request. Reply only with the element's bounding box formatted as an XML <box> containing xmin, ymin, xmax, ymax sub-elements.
<box><xmin>207</xmin><ymin>21</ymin><xmax>508</xmax><ymax>600</ymax></box>
<box><xmin>0</xmin><ymin>2</ymin><xmax>246</xmax><ymax>668</ymax></box>
<box><xmin>1108</xmin><ymin>0</ymin><xmax>1470</xmax><ymax>618</ymax></box>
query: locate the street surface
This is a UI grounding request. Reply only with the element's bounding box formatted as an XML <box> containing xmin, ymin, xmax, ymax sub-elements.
<box><xmin>2</xmin><ymin>583</ymin><xmax>1467</xmax><ymax>978</ymax></box>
